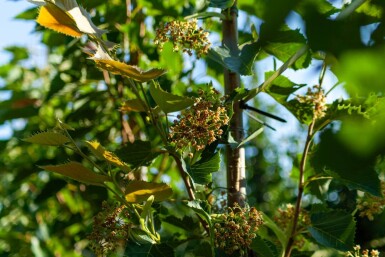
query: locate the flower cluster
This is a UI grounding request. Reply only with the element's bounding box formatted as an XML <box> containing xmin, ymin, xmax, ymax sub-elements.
<box><xmin>88</xmin><ymin>202</ymin><xmax>131</xmax><ymax>256</ymax></box>
<box><xmin>154</xmin><ymin>19</ymin><xmax>211</xmax><ymax>58</ymax></box>
<box><xmin>345</xmin><ymin>245</ymin><xmax>380</xmax><ymax>257</ymax></box>
<box><xmin>274</xmin><ymin>204</ymin><xmax>311</xmax><ymax>249</ymax></box>
<box><xmin>357</xmin><ymin>181</ymin><xmax>385</xmax><ymax>220</ymax></box>
<box><xmin>213</xmin><ymin>204</ymin><xmax>264</xmax><ymax>256</ymax></box>
<box><xmin>169</xmin><ymin>88</ymin><xmax>229</xmax><ymax>152</ymax></box>
<box><xmin>296</xmin><ymin>85</ymin><xmax>327</xmax><ymax>120</ymax></box>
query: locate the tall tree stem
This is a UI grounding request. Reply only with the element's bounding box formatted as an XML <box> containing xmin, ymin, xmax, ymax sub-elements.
<box><xmin>222</xmin><ymin>2</ymin><xmax>246</xmax><ymax>208</ymax></box>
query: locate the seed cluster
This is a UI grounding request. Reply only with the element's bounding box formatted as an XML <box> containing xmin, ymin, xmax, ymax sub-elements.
<box><xmin>357</xmin><ymin>181</ymin><xmax>385</xmax><ymax>220</ymax></box>
<box><xmin>154</xmin><ymin>19</ymin><xmax>211</xmax><ymax>58</ymax></box>
<box><xmin>274</xmin><ymin>204</ymin><xmax>310</xmax><ymax>249</ymax></box>
<box><xmin>88</xmin><ymin>202</ymin><xmax>130</xmax><ymax>256</ymax></box>
<box><xmin>169</xmin><ymin>88</ymin><xmax>229</xmax><ymax>152</ymax></box>
<box><xmin>345</xmin><ymin>245</ymin><xmax>380</xmax><ymax>257</ymax></box>
<box><xmin>296</xmin><ymin>85</ymin><xmax>327</xmax><ymax>120</ymax></box>
<box><xmin>213</xmin><ymin>204</ymin><xmax>264</xmax><ymax>256</ymax></box>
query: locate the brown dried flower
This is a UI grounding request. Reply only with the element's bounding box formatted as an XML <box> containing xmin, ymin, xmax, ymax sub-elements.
<box><xmin>212</xmin><ymin>204</ymin><xmax>264</xmax><ymax>256</ymax></box>
<box><xmin>357</xmin><ymin>181</ymin><xmax>385</xmax><ymax>220</ymax></box>
<box><xmin>296</xmin><ymin>85</ymin><xmax>327</xmax><ymax>120</ymax></box>
<box><xmin>88</xmin><ymin>202</ymin><xmax>131</xmax><ymax>256</ymax></box>
<box><xmin>169</xmin><ymin>87</ymin><xmax>229</xmax><ymax>152</ymax></box>
<box><xmin>154</xmin><ymin>19</ymin><xmax>211</xmax><ymax>58</ymax></box>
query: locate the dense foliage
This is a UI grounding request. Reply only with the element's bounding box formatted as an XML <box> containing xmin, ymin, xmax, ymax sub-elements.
<box><xmin>1</xmin><ymin>0</ymin><xmax>385</xmax><ymax>256</ymax></box>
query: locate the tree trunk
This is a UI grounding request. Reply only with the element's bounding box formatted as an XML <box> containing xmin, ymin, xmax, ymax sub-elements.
<box><xmin>222</xmin><ymin>2</ymin><xmax>246</xmax><ymax>208</ymax></box>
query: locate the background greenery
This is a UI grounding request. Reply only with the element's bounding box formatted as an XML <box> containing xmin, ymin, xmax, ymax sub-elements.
<box><xmin>1</xmin><ymin>0</ymin><xmax>385</xmax><ymax>256</ymax></box>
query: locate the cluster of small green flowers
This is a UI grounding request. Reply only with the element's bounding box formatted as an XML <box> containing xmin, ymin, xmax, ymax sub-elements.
<box><xmin>296</xmin><ymin>85</ymin><xmax>327</xmax><ymax>119</ymax></box>
<box><xmin>274</xmin><ymin>204</ymin><xmax>311</xmax><ymax>249</ymax></box>
<box><xmin>345</xmin><ymin>245</ymin><xmax>380</xmax><ymax>257</ymax></box>
<box><xmin>88</xmin><ymin>201</ymin><xmax>131</xmax><ymax>256</ymax></box>
<box><xmin>169</xmin><ymin>88</ymin><xmax>229</xmax><ymax>152</ymax></box>
<box><xmin>213</xmin><ymin>204</ymin><xmax>264</xmax><ymax>256</ymax></box>
<box><xmin>154</xmin><ymin>19</ymin><xmax>211</xmax><ymax>58</ymax></box>
<box><xmin>357</xmin><ymin>181</ymin><xmax>385</xmax><ymax>220</ymax></box>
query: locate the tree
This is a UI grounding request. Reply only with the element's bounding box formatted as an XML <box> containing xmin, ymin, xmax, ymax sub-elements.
<box><xmin>1</xmin><ymin>0</ymin><xmax>385</xmax><ymax>256</ymax></box>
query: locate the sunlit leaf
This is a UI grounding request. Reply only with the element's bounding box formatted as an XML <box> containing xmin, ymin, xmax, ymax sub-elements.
<box><xmin>125</xmin><ymin>181</ymin><xmax>173</xmax><ymax>203</ymax></box>
<box><xmin>120</xmin><ymin>99</ymin><xmax>146</xmax><ymax>112</ymax></box>
<box><xmin>93</xmin><ymin>59</ymin><xmax>166</xmax><ymax>82</ymax></box>
<box><xmin>40</xmin><ymin>161</ymin><xmax>110</xmax><ymax>186</ymax></box>
<box><xmin>23</xmin><ymin>131</ymin><xmax>70</xmax><ymax>146</ymax></box>
<box><xmin>85</xmin><ymin>140</ymin><xmax>130</xmax><ymax>172</ymax></box>
<box><xmin>37</xmin><ymin>3</ymin><xmax>82</xmax><ymax>38</ymax></box>
<box><xmin>308</xmin><ymin>211</ymin><xmax>355</xmax><ymax>251</ymax></box>
<box><xmin>149</xmin><ymin>82</ymin><xmax>194</xmax><ymax>113</ymax></box>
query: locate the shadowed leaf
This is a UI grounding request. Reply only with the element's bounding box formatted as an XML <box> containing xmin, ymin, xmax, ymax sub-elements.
<box><xmin>40</xmin><ymin>161</ymin><xmax>110</xmax><ymax>186</ymax></box>
<box><xmin>23</xmin><ymin>131</ymin><xmax>70</xmax><ymax>146</ymax></box>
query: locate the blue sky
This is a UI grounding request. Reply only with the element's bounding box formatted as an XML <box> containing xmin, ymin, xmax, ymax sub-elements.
<box><xmin>0</xmin><ymin>0</ymin><xmax>41</xmax><ymax>139</ymax></box>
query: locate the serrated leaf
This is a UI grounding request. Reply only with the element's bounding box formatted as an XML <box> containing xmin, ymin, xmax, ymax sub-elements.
<box><xmin>261</xmin><ymin>25</ymin><xmax>310</xmax><ymax>69</ymax></box>
<box><xmin>208</xmin><ymin>0</ymin><xmax>235</xmax><ymax>9</ymax></box>
<box><xmin>149</xmin><ymin>82</ymin><xmax>194</xmax><ymax>113</ymax></box>
<box><xmin>186</xmin><ymin>200</ymin><xmax>212</xmax><ymax>225</ymax></box>
<box><xmin>190</xmin><ymin>151</ymin><xmax>220</xmax><ymax>184</ymax></box>
<box><xmin>23</xmin><ymin>131</ymin><xmax>70</xmax><ymax>146</ymax></box>
<box><xmin>93</xmin><ymin>59</ymin><xmax>166</xmax><ymax>82</ymax></box>
<box><xmin>250</xmin><ymin>235</ymin><xmax>277</xmax><ymax>257</ymax></box>
<box><xmin>85</xmin><ymin>140</ymin><xmax>130</xmax><ymax>172</ymax></box>
<box><xmin>40</xmin><ymin>161</ymin><xmax>110</xmax><ymax>186</ymax></box>
<box><xmin>125</xmin><ymin>181</ymin><xmax>172</xmax><ymax>203</ymax></box>
<box><xmin>308</xmin><ymin>211</ymin><xmax>355</xmax><ymax>251</ymax></box>
<box><xmin>37</xmin><ymin>3</ymin><xmax>82</xmax><ymax>37</ymax></box>
<box><xmin>264</xmin><ymin>72</ymin><xmax>306</xmax><ymax>102</ymax></box>
<box><xmin>115</xmin><ymin>140</ymin><xmax>160</xmax><ymax>168</ymax></box>
<box><xmin>207</xmin><ymin>42</ymin><xmax>260</xmax><ymax>75</ymax></box>
<box><xmin>120</xmin><ymin>99</ymin><xmax>146</xmax><ymax>112</ymax></box>
<box><xmin>311</xmin><ymin>128</ymin><xmax>382</xmax><ymax>196</ymax></box>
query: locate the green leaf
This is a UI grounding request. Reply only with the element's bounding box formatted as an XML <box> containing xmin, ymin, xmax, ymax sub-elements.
<box><xmin>162</xmin><ymin>215</ymin><xmax>197</xmax><ymax>231</ymax></box>
<box><xmin>125</xmin><ymin>181</ymin><xmax>173</xmax><ymax>203</ymax></box>
<box><xmin>23</xmin><ymin>131</ymin><xmax>70</xmax><ymax>146</ymax></box>
<box><xmin>115</xmin><ymin>140</ymin><xmax>160</xmax><ymax>168</ymax></box>
<box><xmin>308</xmin><ymin>211</ymin><xmax>355</xmax><ymax>251</ymax></box>
<box><xmin>207</xmin><ymin>41</ymin><xmax>260</xmax><ymax>75</ymax></box>
<box><xmin>15</xmin><ymin>7</ymin><xmax>38</xmax><ymax>20</ymax></box>
<box><xmin>39</xmin><ymin>161</ymin><xmax>110</xmax><ymax>186</ymax></box>
<box><xmin>311</xmin><ymin>128</ymin><xmax>382</xmax><ymax>196</ymax></box>
<box><xmin>250</xmin><ymin>235</ymin><xmax>278</xmax><ymax>257</ymax></box>
<box><xmin>208</xmin><ymin>0</ymin><xmax>235</xmax><ymax>9</ymax></box>
<box><xmin>260</xmin><ymin>26</ymin><xmax>310</xmax><ymax>69</ymax></box>
<box><xmin>125</xmin><ymin>242</ymin><xmax>174</xmax><ymax>257</ymax></box>
<box><xmin>149</xmin><ymin>82</ymin><xmax>194</xmax><ymax>113</ymax></box>
<box><xmin>190</xmin><ymin>151</ymin><xmax>220</xmax><ymax>184</ymax></box>
<box><xmin>295</xmin><ymin>0</ymin><xmax>338</xmax><ymax>16</ymax></box>
<box><xmin>238</xmin><ymin>127</ymin><xmax>264</xmax><ymax>147</ymax></box>
<box><xmin>186</xmin><ymin>200</ymin><xmax>212</xmax><ymax>226</ymax></box>
<box><xmin>264</xmin><ymin>72</ymin><xmax>306</xmax><ymax>104</ymax></box>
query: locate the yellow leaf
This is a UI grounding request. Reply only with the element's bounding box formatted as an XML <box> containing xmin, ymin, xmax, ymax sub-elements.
<box><xmin>37</xmin><ymin>3</ymin><xmax>82</xmax><ymax>37</ymax></box>
<box><xmin>85</xmin><ymin>140</ymin><xmax>130</xmax><ymax>172</ymax></box>
<box><xmin>40</xmin><ymin>161</ymin><xmax>110</xmax><ymax>186</ymax></box>
<box><xmin>93</xmin><ymin>59</ymin><xmax>166</xmax><ymax>82</ymax></box>
<box><xmin>120</xmin><ymin>99</ymin><xmax>146</xmax><ymax>112</ymax></box>
<box><xmin>125</xmin><ymin>181</ymin><xmax>173</xmax><ymax>203</ymax></box>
